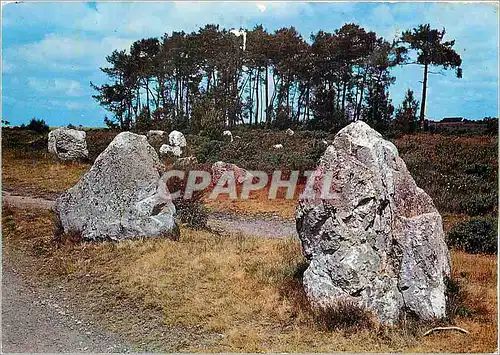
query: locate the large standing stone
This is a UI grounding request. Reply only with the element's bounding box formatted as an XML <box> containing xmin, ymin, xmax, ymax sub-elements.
<box><xmin>48</xmin><ymin>127</ymin><xmax>88</xmax><ymax>161</ymax></box>
<box><xmin>296</xmin><ymin>121</ymin><xmax>450</xmax><ymax>324</ymax></box>
<box><xmin>54</xmin><ymin>132</ymin><xmax>179</xmax><ymax>241</ymax></box>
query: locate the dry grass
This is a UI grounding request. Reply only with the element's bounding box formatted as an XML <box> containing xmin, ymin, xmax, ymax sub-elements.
<box><xmin>2</xmin><ymin>150</ymin><xmax>88</xmax><ymax>198</ymax></box>
<box><xmin>1</xmin><ymin>147</ymin><xmax>298</xmax><ymax>219</ymax></box>
<box><xmin>2</xmin><ymin>205</ymin><xmax>497</xmax><ymax>353</ymax></box>
<box><xmin>204</xmin><ymin>183</ymin><xmax>302</xmax><ymax>219</ymax></box>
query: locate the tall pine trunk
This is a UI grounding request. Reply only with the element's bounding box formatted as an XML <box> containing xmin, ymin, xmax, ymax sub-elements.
<box><xmin>249</xmin><ymin>70</ymin><xmax>253</xmax><ymax>126</ymax></box>
<box><xmin>265</xmin><ymin>64</ymin><xmax>270</xmax><ymax>126</ymax></box>
<box><xmin>254</xmin><ymin>68</ymin><xmax>260</xmax><ymax>125</ymax></box>
<box><xmin>419</xmin><ymin>63</ymin><xmax>429</xmax><ymax>129</ymax></box>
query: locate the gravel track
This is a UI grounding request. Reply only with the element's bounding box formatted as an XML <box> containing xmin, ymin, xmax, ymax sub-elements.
<box><xmin>2</xmin><ymin>191</ymin><xmax>298</xmax><ymax>239</ymax></box>
<box><xmin>2</xmin><ymin>263</ymin><xmax>131</xmax><ymax>353</ymax></box>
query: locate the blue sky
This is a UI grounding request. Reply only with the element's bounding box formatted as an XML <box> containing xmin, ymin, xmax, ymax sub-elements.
<box><xmin>2</xmin><ymin>1</ymin><xmax>498</xmax><ymax>127</ymax></box>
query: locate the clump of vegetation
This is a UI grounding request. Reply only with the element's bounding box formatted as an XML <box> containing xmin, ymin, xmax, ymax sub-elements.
<box><xmin>166</xmin><ymin>173</ymin><xmax>208</xmax><ymax>229</ymax></box>
<box><xmin>394</xmin><ymin>89</ymin><xmax>419</xmax><ymax>134</ymax></box>
<box><xmin>446</xmin><ymin>217</ymin><xmax>497</xmax><ymax>254</ymax></box>
<box><xmin>314</xmin><ymin>300</ymin><xmax>375</xmax><ymax>332</ymax></box>
<box><xmin>22</xmin><ymin>118</ymin><xmax>50</xmax><ymax>134</ymax></box>
<box><xmin>445</xmin><ymin>277</ymin><xmax>474</xmax><ymax>320</ymax></box>
<box><xmin>397</xmin><ymin>134</ymin><xmax>498</xmax><ymax>216</ymax></box>
<box><xmin>190</xmin><ymin>94</ymin><xmax>226</xmax><ymax>140</ymax></box>
<box><xmin>85</xmin><ymin>129</ymin><xmax>119</xmax><ymax>162</ymax></box>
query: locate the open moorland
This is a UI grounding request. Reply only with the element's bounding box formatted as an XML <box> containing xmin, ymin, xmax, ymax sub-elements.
<box><xmin>2</xmin><ymin>127</ymin><xmax>497</xmax><ymax>352</ymax></box>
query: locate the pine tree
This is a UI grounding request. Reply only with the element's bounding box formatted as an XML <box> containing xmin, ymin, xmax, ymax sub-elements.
<box><xmin>401</xmin><ymin>24</ymin><xmax>462</xmax><ymax>128</ymax></box>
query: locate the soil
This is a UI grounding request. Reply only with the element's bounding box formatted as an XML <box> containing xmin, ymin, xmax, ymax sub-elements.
<box><xmin>2</xmin><ymin>262</ymin><xmax>132</xmax><ymax>353</ymax></box>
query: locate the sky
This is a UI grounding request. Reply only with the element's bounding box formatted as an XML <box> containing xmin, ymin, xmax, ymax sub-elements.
<box><xmin>2</xmin><ymin>1</ymin><xmax>499</xmax><ymax>127</ymax></box>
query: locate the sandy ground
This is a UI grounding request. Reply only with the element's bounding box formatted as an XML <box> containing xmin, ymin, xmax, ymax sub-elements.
<box><xmin>2</xmin><ymin>190</ymin><xmax>55</xmax><ymax>210</ymax></box>
<box><xmin>2</xmin><ymin>262</ymin><xmax>132</xmax><ymax>353</ymax></box>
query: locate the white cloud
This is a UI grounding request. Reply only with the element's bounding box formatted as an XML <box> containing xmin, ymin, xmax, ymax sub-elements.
<box><xmin>47</xmin><ymin>99</ymin><xmax>86</xmax><ymax>110</ymax></box>
<box><xmin>6</xmin><ymin>34</ymin><xmax>135</xmax><ymax>72</ymax></box>
<box><xmin>2</xmin><ymin>58</ymin><xmax>14</xmax><ymax>73</ymax></box>
<box><xmin>256</xmin><ymin>3</ymin><xmax>267</xmax><ymax>13</ymax></box>
<box><xmin>28</xmin><ymin>78</ymin><xmax>86</xmax><ymax>97</ymax></box>
<box><xmin>4</xmin><ymin>2</ymin><xmax>311</xmax><ymax>38</ymax></box>
<box><xmin>4</xmin><ymin>2</ymin><xmax>313</xmax><ymax>74</ymax></box>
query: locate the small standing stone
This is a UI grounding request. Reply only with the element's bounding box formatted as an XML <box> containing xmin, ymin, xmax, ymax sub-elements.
<box><xmin>48</xmin><ymin>127</ymin><xmax>88</xmax><ymax>161</ymax></box>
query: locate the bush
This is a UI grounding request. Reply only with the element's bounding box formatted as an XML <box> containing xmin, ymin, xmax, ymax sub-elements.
<box><xmin>195</xmin><ymin>139</ymin><xmax>224</xmax><ymax>164</ymax></box>
<box><xmin>25</xmin><ymin>118</ymin><xmax>50</xmax><ymax>133</ymax></box>
<box><xmin>1</xmin><ymin>128</ymin><xmax>47</xmax><ymax>151</ymax></box>
<box><xmin>445</xmin><ymin>277</ymin><xmax>474</xmax><ymax>321</ymax></box>
<box><xmin>190</xmin><ymin>95</ymin><xmax>225</xmax><ymax>139</ymax></box>
<box><xmin>166</xmin><ymin>174</ymin><xmax>208</xmax><ymax>229</ymax></box>
<box><xmin>135</xmin><ymin>108</ymin><xmax>153</xmax><ymax>131</ymax></box>
<box><xmin>314</xmin><ymin>300</ymin><xmax>374</xmax><ymax>331</ymax></box>
<box><xmin>446</xmin><ymin>217</ymin><xmax>497</xmax><ymax>254</ymax></box>
<box><xmin>85</xmin><ymin>129</ymin><xmax>119</xmax><ymax>162</ymax></box>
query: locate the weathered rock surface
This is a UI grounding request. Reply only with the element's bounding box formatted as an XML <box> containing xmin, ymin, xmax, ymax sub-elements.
<box><xmin>169</xmin><ymin>130</ymin><xmax>186</xmax><ymax>148</ymax></box>
<box><xmin>296</xmin><ymin>121</ymin><xmax>450</xmax><ymax>324</ymax></box>
<box><xmin>48</xmin><ymin>128</ymin><xmax>88</xmax><ymax>161</ymax></box>
<box><xmin>223</xmin><ymin>130</ymin><xmax>234</xmax><ymax>142</ymax></box>
<box><xmin>54</xmin><ymin>132</ymin><xmax>179</xmax><ymax>241</ymax></box>
<box><xmin>147</xmin><ymin>130</ymin><xmax>166</xmax><ymax>139</ymax></box>
<box><xmin>159</xmin><ymin>130</ymin><xmax>186</xmax><ymax>157</ymax></box>
<box><xmin>159</xmin><ymin>144</ymin><xmax>182</xmax><ymax>157</ymax></box>
<box><xmin>211</xmin><ymin>161</ymin><xmax>254</xmax><ymax>184</ymax></box>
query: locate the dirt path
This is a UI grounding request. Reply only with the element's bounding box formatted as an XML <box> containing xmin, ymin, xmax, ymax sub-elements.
<box><xmin>2</xmin><ymin>262</ymin><xmax>132</xmax><ymax>353</ymax></box>
<box><xmin>208</xmin><ymin>211</ymin><xmax>296</xmax><ymax>238</ymax></box>
<box><xmin>2</xmin><ymin>191</ymin><xmax>297</xmax><ymax>352</ymax></box>
<box><xmin>2</xmin><ymin>193</ymin><xmax>133</xmax><ymax>352</ymax></box>
<box><xmin>1</xmin><ymin>191</ymin><xmax>298</xmax><ymax>239</ymax></box>
<box><xmin>2</xmin><ymin>190</ymin><xmax>55</xmax><ymax>210</ymax></box>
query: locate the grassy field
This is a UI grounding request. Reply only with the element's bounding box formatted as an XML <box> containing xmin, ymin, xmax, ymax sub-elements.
<box><xmin>2</xmin><ymin>206</ymin><xmax>497</xmax><ymax>352</ymax></box>
<box><xmin>2</xmin><ymin>150</ymin><xmax>89</xmax><ymax>198</ymax></box>
<box><xmin>1</xmin><ymin>128</ymin><xmax>497</xmax><ymax>352</ymax></box>
<box><xmin>3</xmin><ymin>128</ymin><xmax>496</xmax><ymax>224</ymax></box>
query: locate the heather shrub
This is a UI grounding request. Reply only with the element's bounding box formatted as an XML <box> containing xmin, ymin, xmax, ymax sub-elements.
<box><xmin>396</xmin><ymin>134</ymin><xmax>498</xmax><ymax>216</ymax></box>
<box><xmin>193</xmin><ymin>139</ymin><xmax>224</xmax><ymax>164</ymax></box>
<box><xmin>446</xmin><ymin>217</ymin><xmax>497</xmax><ymax>254</ymax></box>
<box><xmin>85</xmin><ymin>129</ymin><xmax>119</xmax><ymax>162</ymax></box>
<box><xmin>166</xmin><ymin>174</ymin><xmax>208</xmax><ymax>229</ymax></box>
<box><xmin>25</xmin><ymin>118</ymin><xmax>50</xmax><ymax>134</ymax></box>
<box><xmin>314</xmin><ymin>300</ymin><xmax>375</xmax><ymax>331</ymax></box>
<box><xmin>445</xmin><ymin>277</ymin><xmax>475</xmax><ymax>320</ymax></box>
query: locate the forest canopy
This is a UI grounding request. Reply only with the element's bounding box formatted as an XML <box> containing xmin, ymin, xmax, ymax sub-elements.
<box><xmin>91</xmin><ymin>23</ymin><xmax>461</xmax><ymax>134</ymax></box>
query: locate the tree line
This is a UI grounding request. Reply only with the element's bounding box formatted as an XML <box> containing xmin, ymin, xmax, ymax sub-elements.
<box><xmin>91</xmin><ymin>23</ymin><xmax>462</xmax><ymax>135</ymax></box>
